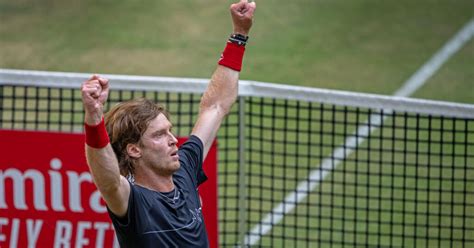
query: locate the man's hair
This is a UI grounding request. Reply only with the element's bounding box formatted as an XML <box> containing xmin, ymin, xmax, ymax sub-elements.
<box><xmin>104</xmin><ymin>98</ymin><xmax>170</xmax><ymax>179</ymax></box>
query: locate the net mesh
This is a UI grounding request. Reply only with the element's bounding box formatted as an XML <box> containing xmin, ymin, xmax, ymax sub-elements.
<box><xmin>242</xmin><ymin>97</ymin><xmax>474</xmax><ymax>247</ymax></box>
<box><xmin>1</xmin><ymin>82</ymin><xmax>473</xmax><ymax>247</ymax></box>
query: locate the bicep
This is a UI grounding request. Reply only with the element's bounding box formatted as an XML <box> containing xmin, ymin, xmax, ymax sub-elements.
<box><xmin>191</xmin><ymin>108</ymin><xmax>223</xmax><ymax>160</ymax></box>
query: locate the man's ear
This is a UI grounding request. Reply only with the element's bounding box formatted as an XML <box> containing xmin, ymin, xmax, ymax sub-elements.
<box><xmin>126</xmin><ymin>143</ymin><xmax>142</xmax><ymax>158</ymax></box>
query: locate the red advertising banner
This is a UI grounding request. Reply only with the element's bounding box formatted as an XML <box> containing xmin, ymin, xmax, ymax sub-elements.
<box><xmin>0</xmin><ymin>130</ymin><xmax>218</xmax><ymax>248</ymax></box>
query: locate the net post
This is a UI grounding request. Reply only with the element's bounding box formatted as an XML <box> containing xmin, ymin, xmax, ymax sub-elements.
<box><xmin>238</xmin><ymin>95</ymin><xmax>247</xmax><ymax>247</ymax></box>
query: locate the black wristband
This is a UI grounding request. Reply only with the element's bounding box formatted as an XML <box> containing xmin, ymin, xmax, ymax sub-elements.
<box><xmin>228</xmin><ymin>33</ymin><xmax>249</xmax><ymax>46</ymax></box>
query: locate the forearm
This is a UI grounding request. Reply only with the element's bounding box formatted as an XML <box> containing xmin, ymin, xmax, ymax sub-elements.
<box><xmin>200</xmin><ymin>65</ymin><xmax>239</xmax><ymax>116</ymax></box>
<box><xmin>199</xmin><ymin>0</ymin><xmax>255</xmax><ymax>114</ymax></box>
<box><xmin>192</xmin><ymin>65</ymin><xmax>239</xmax><ymax>156</ymax></box>
<box><xmin>83</xmin><ymin>113</ymin><xmax>123</xmax><ymax>195</ymax></box>
<box><xmin>85</xmin><ymin>145</ymin><xmax>122</xmax><ymax>194</ymax></box>
<box><xmin>191</xmin><ymin>0</ymin><xmax>255</xmax><ymax>157</ymax></box>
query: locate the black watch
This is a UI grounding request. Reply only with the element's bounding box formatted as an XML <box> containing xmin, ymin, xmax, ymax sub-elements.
<box><xmin>229</xmin><ymin>33</ymin><xmax>249</xmax><ymax>46</ymax></box>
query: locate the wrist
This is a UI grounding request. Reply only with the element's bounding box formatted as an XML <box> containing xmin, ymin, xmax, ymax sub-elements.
<box><xmin>229</xmin><ymin>33</ymin><xmax>249</xmax><ymax>47</ymax></box>
<box><xmin>232</xmin><ymin>30</ymin><xmax>248</xmax><ymax>37</ymax></box>
<box><xmin>84</xmin><ymin>117</ymin><xmax>110</xmax><ymax>149</ymax></box>
<box><xmin>218</xmin><ymin>42</ymin><xmax>246</xmax><ymax>72</ymax></box>
<box><xmin>233</xmin><ymin>25</ymin><xmax>250</xmax><ymax>36</ymax></box>
<box><xmin>84</xmin><ymin>112</ymin><xmax>103</xmax><ymax>126</ymax></box>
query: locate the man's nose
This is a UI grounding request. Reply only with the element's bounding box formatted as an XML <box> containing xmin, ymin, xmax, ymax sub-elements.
<box><xmin>169</xmin><ymin>133</ymin><xmax>178</xmax><ymax>145</ymax></box>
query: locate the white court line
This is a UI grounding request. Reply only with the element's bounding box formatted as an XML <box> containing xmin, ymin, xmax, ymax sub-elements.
<box><xmin>244</xmin><ymin>18</ymin><xmax>474</xmax><ymax>246</ymax></box>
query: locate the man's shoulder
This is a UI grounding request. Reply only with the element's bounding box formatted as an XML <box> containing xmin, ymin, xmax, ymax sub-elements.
<box><xmin>179</xmin><ymin>135</ymin><xmax>204</xmax><ymax>150</ymax></box>
<box><xmin>176</xmin><ymin>135</ymin><xmax>207</xmax><ymax>186</ymax></box>
<box><xmin>178</xmin><ymin>135</ymin><xmax>204</xmax><ymax>162</ymax></box>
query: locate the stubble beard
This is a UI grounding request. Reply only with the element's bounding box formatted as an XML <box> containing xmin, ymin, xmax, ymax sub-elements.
<box><xmin>157</xmin><ymin>160</ymin><xmax>181</xmax><ymax>176</ymax></box>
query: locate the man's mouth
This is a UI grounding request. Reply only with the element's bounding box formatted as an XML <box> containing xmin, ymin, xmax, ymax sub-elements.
<box><xmin>171</xmin><ymin>150</ymin><xmax>179</xmax><ymax>159</ymax></box>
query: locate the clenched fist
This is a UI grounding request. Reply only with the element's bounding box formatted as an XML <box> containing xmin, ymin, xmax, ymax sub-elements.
<box><xmin>230</xmin><ymin>0</ymin><xmax>256</xmax><ymax>36</ymax></box>
<box><xmin>81</xmin><ymin>75</ymin><xmax>109</xmax><ymax>125</ymax></box>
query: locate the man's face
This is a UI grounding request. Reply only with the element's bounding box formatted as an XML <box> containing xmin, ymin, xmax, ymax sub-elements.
<box><xmin>138</xmin><ymin>113</ymin><xmax>180</xmax><ymax>176</ymax></box>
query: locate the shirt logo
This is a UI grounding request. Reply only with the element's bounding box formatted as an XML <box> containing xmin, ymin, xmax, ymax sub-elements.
<box><xmin>189</xmin><ymin>208</ymin><xmax>203</xmax><ymax>223</ymax></box>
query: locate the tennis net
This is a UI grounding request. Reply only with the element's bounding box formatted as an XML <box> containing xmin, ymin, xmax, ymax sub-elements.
<box><xmin>1</xmin><ymin>69</ymin><xmax>473</xmax><ymax>247</ymax></box>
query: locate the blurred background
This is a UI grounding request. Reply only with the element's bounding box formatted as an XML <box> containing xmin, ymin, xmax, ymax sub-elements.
<box><xmin>1</xmin><ymin>1</ymin><xmax>473</xmax><ymax>247</ymax></box>
<box><xmin>0</xmin><ymin>0</ymin><xmax>473</xmax><ymax>103</ymax></box>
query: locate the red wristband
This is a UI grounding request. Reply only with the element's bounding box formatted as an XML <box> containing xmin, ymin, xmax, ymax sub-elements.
<box><xmin>85</xmin><ymin>117</ymin><xmax>110</xmax><ymax>149</ymax></box>
<box><xmin>218</xmin><ymin>42</ymin><xmax>245</xmax><ymax>71</ymax></box>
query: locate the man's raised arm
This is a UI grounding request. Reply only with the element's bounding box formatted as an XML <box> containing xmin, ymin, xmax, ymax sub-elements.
<box><xmin>192</xmin><ymin>0</ymin><xmax>256</xmax><ymax>158</ymax></box>
<box><xmin>81</xmin><ymin>75</ymin><xmax>130</xmax><ymax>217</ymax></box>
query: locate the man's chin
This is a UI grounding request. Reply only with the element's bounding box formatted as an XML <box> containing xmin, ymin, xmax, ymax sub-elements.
<box><xmin>157</xmin><ymin>162</ymin><xmax>181</xmax><ymax>176</ymax></box>
<box><xmin>170</xmin><ymin>162</ymin><xmax>181</xmax><ymax>172</ymax></box>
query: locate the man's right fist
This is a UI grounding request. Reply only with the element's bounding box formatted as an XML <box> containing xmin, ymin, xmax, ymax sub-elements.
<box><xmin>230</xmin><ymin>0</ymin><xmax>256</xmax><ymax>36</ymax></box>
<box><xmin>81</xmin><ymin>75</ymin><xmax>110</xmax><ymax>124</ymax></box>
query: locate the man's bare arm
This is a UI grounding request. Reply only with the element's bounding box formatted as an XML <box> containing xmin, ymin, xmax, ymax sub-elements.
<box><xmin>82</xmin><ymin>75</ymin><xmax>130</xmax><ymax>217</ymax></box>
<box><xmin>192</xmin><ymin>0</ymin><xmax>256</xmax><ymax>158</ymax></box>
<box><xmin>192</xmin><ymin>65</ymin><xmax>239</xmax><ymax>157</ymax></box>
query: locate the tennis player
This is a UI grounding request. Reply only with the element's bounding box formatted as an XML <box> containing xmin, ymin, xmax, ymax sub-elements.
<box><xmin>80</xmin><ymin>1</ymin><xmax>255</xmax><ymax>247</ymax></box>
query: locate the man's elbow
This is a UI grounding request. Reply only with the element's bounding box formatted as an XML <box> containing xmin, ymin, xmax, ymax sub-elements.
<box><xmin>97</xmin><ymin>178</ymin><xmax>125</xmax><ymax>200</ymax></box>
